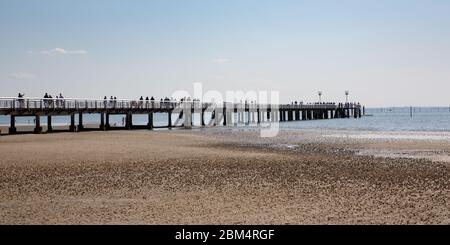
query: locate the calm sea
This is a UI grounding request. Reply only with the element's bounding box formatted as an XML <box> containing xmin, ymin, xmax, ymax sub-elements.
<box><xmin>1</xmin><ymin>107</ymin><xmax>449</xmax><ymax>132</ymax></box>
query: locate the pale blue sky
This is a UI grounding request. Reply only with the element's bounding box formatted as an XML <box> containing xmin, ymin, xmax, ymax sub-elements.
<box><xmin>1</xmin><ymin>0</ymin><xmax>450</xmax><ymax>106</ymax></box>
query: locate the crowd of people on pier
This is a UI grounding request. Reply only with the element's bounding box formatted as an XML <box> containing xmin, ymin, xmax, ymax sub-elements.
<box><xmin>16</xmin><ymin>92</ymin><xmax>66</xmax><ymax>109</ymax></box>
<box><xmin>15</xmin><ymin>92</ymin><xmax>360</xmax><ymax>110</ymax></box>
<box><xmin>42</xmin><ymin>93</ymin><xmax>66</xmax><ymax>108</ymax></box>
<box><xmin>287</xmin><ymin>101</ymin><xmax>361</xmax><ymax>108</ymax></box>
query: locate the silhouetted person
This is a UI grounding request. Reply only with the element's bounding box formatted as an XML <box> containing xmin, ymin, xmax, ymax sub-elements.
<box><xmin>48</xmin><ymin>94</ymin><xmax>53</xmax><ymax>108</ymax></box>
<box><xmin>139</xmin><ymin>96</ymin><xmax>144</xmax><ymax>108</ymax></box>
<box><xmin>43</xmin><ymin>93</ymin><xmax>49</xmax><ymax>108</ymax></box>
<box><xmin>58</xmin><ymin>93</ymin><xmax>64</xmax><ymax>107</ymax></box>
<box><xmin>17</xmin><ymin>93</ymin><xmax>25</xmax><ymax>108</ymax></box>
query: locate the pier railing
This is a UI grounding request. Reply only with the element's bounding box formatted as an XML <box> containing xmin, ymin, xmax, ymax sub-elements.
<box><xmin>0</xmin><ymin>97</ymin><xmax>196</xmax><ymax>110</ymax></box>
<box><xmin>0</xmin><ymin>97</ymin><xmax>355</xmax><ymax>112</ymax></box>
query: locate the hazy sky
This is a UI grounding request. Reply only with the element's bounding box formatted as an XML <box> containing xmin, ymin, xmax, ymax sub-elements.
<box><xmin>1</xmin><ymin>0</ymin><xmax>450</xmax><ymax>106</ymax></box>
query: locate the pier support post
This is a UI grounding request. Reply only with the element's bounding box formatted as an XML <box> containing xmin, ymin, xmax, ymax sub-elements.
<box><xmin>225</xmin><ymin>107</ymin><xmax>232</xmax><ymax>126</ymax></box>
<box><xmin>105</xmin><ymin>113</ymin><xmax>110</xmax><ymax>130</ymax></box>
<box><xmin>236</xmin><ymin>104</ymin><xmax>244</xmax><ymax>126</ymax></box>
<box><xmin>126</xmin><ymin>113</ymin><xmax>132</xmax><ymax>130</ymax></box>
<box><xmin>201</xmin><ymin>109</ymin><xmax>205</xmax><ymax>126</ymax></box>
<box><xmin>168</xmin><ymin>111</ymin><xmax>172</xmax><ymax>129</ymax></box>
<box><xmin>247</xmin><ymin>111</ymin><xmax>250</xmax><ymax>124</ymax></box>
<box><xmin>184</xmin><ymin>103</ymin><xmax>192</xmax><ymax>129</ymax></box>
<box><xmin>223</xmin><ymin>107</ymin><xmax>227</xmax><ymax>126</ymax></box>
<box><xmin>270</xmin><ymin>110</ymin><xmax>275</xmax><ymax>122</ymax></box>
<box><xmin>9</xmin><ymin>115</ymin><xmax>17</xmax><ymax>134</ymax></box>
<box><xmin>214</xmin><ymin>108</ymin><xmax>222</xmax><ymax>126</ymax></box>
<box><xmin>78</xmin><ymin>113</ymin><xmax>84</xmax><ymax>131</ymax></box>
<box><xmin>273</xmin><ymin>109</ymin><xmax>279</xmax><ymax>122</ymax></box>
<box><xmin>34</xmin><ymin>115</ymin><xmax>42</xmax><ymax>134</ymax></box>
<box><xmin>211</xmin><ymin>110</ymin><xmax>216</xmax><ymax>126</ymax></box>
<box><xmin>100</xmin><ymin>113</ymin><xmax>105</xmax><ymax>130</ymax></box>
<box><xmin>147</xmin><ymin>112</ymin><xmax>153</xmax><ymax>130</ymax></box>
<box><xmin>47</xmin><ymin>115</ymin><xmax>53</xmax><ymax>132</ymax></box>
<box><xmin>257</xmin><ymin>108</ymin><xmax>261</xmax><ymax>124</ymax></box>
<box><xmin>69</xmin><ymin>114</ymin><xmax>76</xmax><ymax>132</ymax></box>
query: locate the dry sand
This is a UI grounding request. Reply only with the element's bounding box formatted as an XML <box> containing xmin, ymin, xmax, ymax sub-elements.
<box><xmin>0</xmin><ymin>129</ymin><xmax>449</xmax><ymax>224</ymax></box>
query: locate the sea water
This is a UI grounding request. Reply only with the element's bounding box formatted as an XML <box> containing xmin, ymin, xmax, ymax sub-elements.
<box><xmin>1</xmin><ymin>107</ymin><xmax>449</xmax><ymax>132</ymax></box>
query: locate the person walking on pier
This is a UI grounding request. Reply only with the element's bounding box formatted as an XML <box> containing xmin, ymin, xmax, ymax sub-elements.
<box><xmin>55</xmin><ymin>95</ymin><xmax>59</xmax><ymax>108</ymax></box>
<box><xmin>109</xmin><ymin>96</ymin><xmax>114</xmax><ymax>108</ymax></box>
<box><xmin>103</xmin><ymin>96</ymin><xmax>107</xmax><ymax>108</ymax></box>
<box><xmin>139</xmin><ymin>96</ymin><xmax>144</xmax><ymax>108</ymax></box>
<box><xmin>164</xmin><ymin>97</ymin><xmax>170</xmax><ymax>108</ymax></box>
<box><xmin>43</xmin><ymin>93</ymin><xmax>49</xmax><ymax>108</ymax></box>
<box><xmin>150</xmin><ymin>96</ymin><xmax>155</xmax><ymax>108</ymax></box>
<box><xmin>17</xmin><ymin>93</ymin><xmax>25</xmax><ymax>108</ymax></box>
<box><xmin>48</xmin><ymin>94</ymin><xmax>53</xmax><ymax>108</ymax></box>
<box><xmin>58</xmin><ymin>93</ymin><xmax>65</xmax><ymax>108</ymax></box>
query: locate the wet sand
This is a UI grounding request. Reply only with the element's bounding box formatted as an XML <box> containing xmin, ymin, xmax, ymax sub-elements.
<box><xmin>0</xmin><ymin>129</ymin><xmax>449</xmax><ymax>224</ymax></box>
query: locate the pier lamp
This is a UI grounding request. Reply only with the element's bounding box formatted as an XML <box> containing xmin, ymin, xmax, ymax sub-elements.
<box><xmin>318</xmin><ymin>91</ymin><xmax>322</xmax><ymax>103</ymax></box>
<box><xmin>345</xmin><ymin>90</ymin><xmax>349</xmax><ymax>103</ymax></box>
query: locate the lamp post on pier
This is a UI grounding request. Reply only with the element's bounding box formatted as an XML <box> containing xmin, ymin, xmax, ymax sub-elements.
<box><xmin>345</xmin><ymin>90</ymin><xmax>349</xmax><ymax>103</ymax></box>
<box><xmin>318</xmin><ymin>91</ymin><xmax>322</xmax><ymax>103</ymax></box>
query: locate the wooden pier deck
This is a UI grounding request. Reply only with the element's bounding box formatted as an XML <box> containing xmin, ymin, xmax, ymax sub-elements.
<box><xmin>0</xmin><ymin>97</ymin><xmax>362</xmax><ymax>134</ymax></box>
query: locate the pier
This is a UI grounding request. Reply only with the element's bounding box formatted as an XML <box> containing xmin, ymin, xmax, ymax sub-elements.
<box><xmin>0</xmin><ymin>97</ymin><xmax>362</xmax><ymax>134</ymax></box>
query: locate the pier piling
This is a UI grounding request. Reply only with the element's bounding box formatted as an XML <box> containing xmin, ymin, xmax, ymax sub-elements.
<box><xmin>9</xmin><ymin>115</ymin><xmax>16</xmax><ymax>134</ymax></box>
<box><xmin>47</xmin><ymin>116</ymin><xmax>53</xmax><ymax>132</ymax></box>
<box><xmin>34</xmin><ymin>115</ymin><xmax>42</xmax><ymax>134</ymax></box>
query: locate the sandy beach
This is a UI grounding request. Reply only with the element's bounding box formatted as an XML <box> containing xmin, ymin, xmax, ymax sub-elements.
<box><xmin>0</xmin><ymin>129</ymin><xmax>449</xmax><ymax>224</ymax></box>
